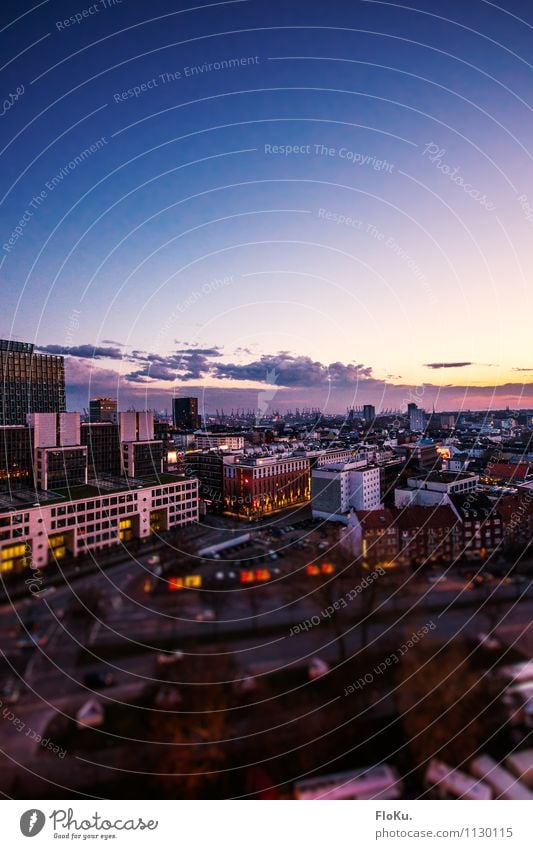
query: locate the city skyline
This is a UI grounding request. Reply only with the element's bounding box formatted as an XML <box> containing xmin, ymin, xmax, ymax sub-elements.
<box><xmin>27</xmin><ymin>340</ymin><xmax>533</xmax><ymax>415</ymax></box>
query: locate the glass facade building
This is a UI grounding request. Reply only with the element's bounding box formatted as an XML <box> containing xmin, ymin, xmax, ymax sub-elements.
<box><xmin>0</xmin><ymin>339</ymin><xmax>65</xmax><ymax>425</ymax></box>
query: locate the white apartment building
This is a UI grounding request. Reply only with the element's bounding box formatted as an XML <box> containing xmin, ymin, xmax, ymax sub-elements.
<box><xmin>0</xmin><ymin>475</ymin><xmax>199</xmax><ymax>573</ymax></box>
<box><xmin>195</xmin><ymin>432</ymin><xmax>245</xmax><ymax>451</ymax></box>
<box><xmin>311</xmin><ymin>462</ymin><xmax>382</xmax><ymax>521</ymax></box>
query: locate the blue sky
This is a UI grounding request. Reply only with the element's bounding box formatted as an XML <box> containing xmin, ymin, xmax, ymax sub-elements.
<box><xmin>1</xmin><ymin>0</ymin><xmax>533</xmax><ymax>414</ymax></box>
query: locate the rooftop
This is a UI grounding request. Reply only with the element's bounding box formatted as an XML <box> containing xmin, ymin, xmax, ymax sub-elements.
<box><xmin>0</xmin><ymin>473</ymin><xmax>190</xmax><ymax>513</ymax></box>
<box><xmin>410</xmin><ymin>471</ymin><xmax>477</xmax><ymax>484</ymax></box>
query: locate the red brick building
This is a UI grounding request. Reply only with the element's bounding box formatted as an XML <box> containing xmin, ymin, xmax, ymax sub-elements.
<box><xmin>396</xmin><ymin>505</ymin><xmax>463</xmax><ymax>565</ymax></box>
<box><xmin>223</xmin><ymin>455</ymin><xmax>310</xmax><ymax>518</ymax></box>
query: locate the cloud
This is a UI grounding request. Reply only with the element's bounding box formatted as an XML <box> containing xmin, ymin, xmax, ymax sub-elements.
<box><xmin>125</xmin><ymin>346</ymin><xmax>222</xmax><ymax>382</ymax></box>
<box><xmin>100</xmin><ymin>339</ymin><xmax>125</xmax><ymax>347</ymax></box>
<box><xmin>513</xmin><ymin>367</ymin><xmax>533</xmax><ymax>372</ymax></box>
<box><xmin>424</xmin><ymin>361</ymin><xmax>473</xmax><ymax>370</ymax></box>
<box><xmin>48</xmin><ymin>340</ymin><xmax>533</xmax><ymax>414</ymax></box>
<box><xmin>212</xmin><ymin>352</ymin><xmax>374</xmax><ymax>387</ymax></box>
<box><xmin>39</xmin><ymin>344</ymin><xmax>124</xmax><ymax>360</ymax></box>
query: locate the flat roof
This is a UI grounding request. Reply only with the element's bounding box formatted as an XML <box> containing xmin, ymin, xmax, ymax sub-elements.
<box><xmin>0</xmin><ymin>473</ymin><xmax>191</xmax><ymax>513</ymax></box>
<box><xmin>410</xmin><ymin>471</ymin><xmax>477</xmax><ymax>484</ymax></box>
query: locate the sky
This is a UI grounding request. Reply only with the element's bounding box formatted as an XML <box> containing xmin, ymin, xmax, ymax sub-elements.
<box><xmin>1</xmin><ymin>0</ymin><xmax>533</xmax><ymax>415</ymax></box>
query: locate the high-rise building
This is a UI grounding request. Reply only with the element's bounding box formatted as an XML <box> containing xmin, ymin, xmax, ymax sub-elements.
<box><xmin>0</xmin><ymin>339</ymin><xmax>65</xmax><ymax>425</ymax></box>
<box><xmin>408</xmin><ymin>403</ymin><xmax>427</xmax><ymax>433</ymax></box>
<box><xmin>172</xmin><ymin>396</ymin><xmax>200</xmax><ymax>429</ymax></box>
<box><xmin>89</xmin><ymin>397</ymin><xmax>117</xmax><ymax>422</ymax></box>
<box><xmin>363</xmin><ymin>404</ymin><xmax>376</xmax><ymax>424</ymax></box>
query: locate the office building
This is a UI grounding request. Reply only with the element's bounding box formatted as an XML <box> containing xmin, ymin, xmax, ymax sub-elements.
<box><xmin>223</xmin><ymin>454</ymin><xmax>310</xmax><ymax>518</ymax></box>
<box><xmin>345</xmin><ymin>504</ymin><xmax>463</xmax><ymax>566</ymax></box>
<box><xmin>397</xmin><ymin>505</ymin><xmax>463</xmax><ymax>565</ymax></box>
<box><xmin>0</xmin><ymin>339</ymin><xmax>65</xmax><ymax>425</ymax></box>
<box><xmin>89</xmin><ymin>397</ymin><xmax>117</xmax><ymax>422</ymax></box>
<box><xmin>0</xmin><ymin>474</ymin><xmax>199</xmax><ymax>573</ymax></box>
<box><xmin>172</xmin><ymin>396</ymin><xmax>200</xmax><ymax>429</ymax></box>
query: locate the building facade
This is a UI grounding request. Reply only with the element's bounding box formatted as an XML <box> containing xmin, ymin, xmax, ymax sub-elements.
<box><xmin>81</xmin><ymin>422</ymin><xmax>121</xmax><ymax>477</ymax></box>
<box><xmin>223</xmin><ymin>455</ymin><xmax>310</xmax><ymax>518</ymax></box>
<box><xmin>363</xmin><ymin>404</ymin><xmax>376</xmax><ymax>424</ymax></box>
<box><xmin>0</xmin><ymin>340</ymin><xmax>65</xmax><ymax>425</ymax></box>
<box><xmin>408</xmin><ymin>404</ymin><xmax>427</xmax><ymax>433</ymax></box>
<box><xmin>195</xmin><ymin>432</ymin><xmax>245</xmax><ymax>451</ymax></box>
<box><xmin>0</xmin><ymin>475</ymin><xmax>199</xmax><ymax>573</ymax></box>
<box><xmin>172</xmin><ymin>397</ymin><xmax>200</xmax><ymax>429</ymax></box>
<box><xmin>311</xmin><ymin>462</ymin><xmax>382</xmax><ymax>520</ymax></box>
<box><xmin>0</xmin><ymin>426</ymin><xmax>33</xmax><ymax>491</ymax></box>
<box><xmin>395</xmin><ymin>471</ymin><xmax>479</xmax><ymax>508</ymax></box>
<box><xmin>89</xmin><ymin>397</ymin><xmax>117</xmax><ymax>422</ymax></box>
<box><xmin>184</xmin><ymin>450</ymin><xmax>224</xmax><ymax>506</ymax></box>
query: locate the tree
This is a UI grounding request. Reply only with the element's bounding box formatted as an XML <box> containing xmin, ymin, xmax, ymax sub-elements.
<box><xmin>396</xmin><ymin>638</ymin><xmax>502</xmax><ymax>772</ymax></box>
<box><xmin>149</xmin><ymin>654</ymin><xmax>235</xmax><ymax>798</ymax></box>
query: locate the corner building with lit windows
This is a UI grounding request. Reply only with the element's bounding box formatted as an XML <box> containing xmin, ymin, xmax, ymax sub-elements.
<box><xmin>222</xmin><ymin>455</ymin><xmax>310</xmax><ymax>518</ymax></box>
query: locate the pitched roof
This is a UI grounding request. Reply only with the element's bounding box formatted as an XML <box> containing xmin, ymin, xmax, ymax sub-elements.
<box><xmin>485</xmin><ymin>463</ymin><xmax>532</xmax><ymax>481</ymax></box>
<box><xmin>355</xmin><ymin>508</ymin><xmax>397</xmax><ymax>530</ymax></box>
<box><xmin>396</xmin><ymin>505</ymin><xmax>459</xmax><ymax>530</ymax></box>
<box><xmin>450</xmin><ymin>492</ymin><xmax>497</xmax><ymax>519</ymax></box>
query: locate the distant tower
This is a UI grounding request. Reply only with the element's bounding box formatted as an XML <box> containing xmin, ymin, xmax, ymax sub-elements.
<box><xmin>89</xmin><ymin>397</ymin><xmax>117</xmax><ymax>422</ymax></box>
<box><xmin>172</xmin><ymin>397</ymin><xmax>200</xmax><ymax>429</ymax></box>
<box><xmin>363</xmin><ymin>404</ymin><xmax>376</xmax><ymax>424</ymax></box>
